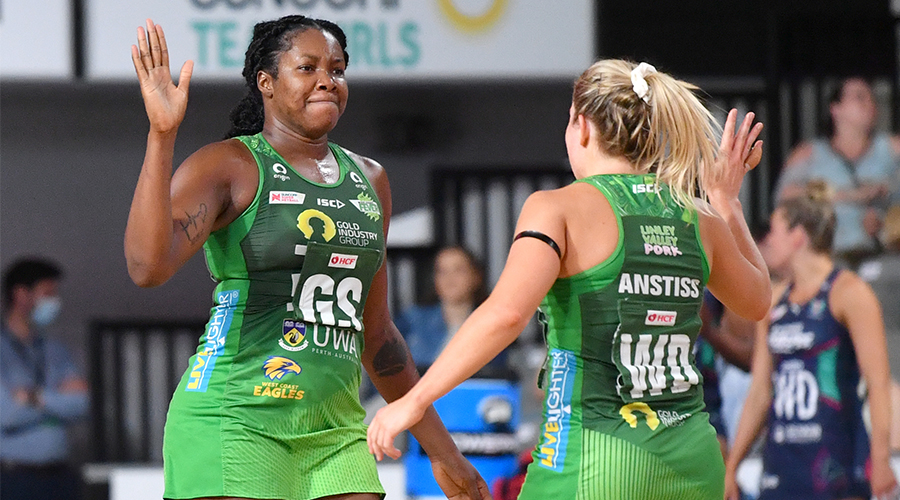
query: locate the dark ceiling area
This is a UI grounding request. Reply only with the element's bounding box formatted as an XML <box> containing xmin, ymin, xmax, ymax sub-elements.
<box><xmin>598</xmin><ymin>0</ymin><xmax>897</xmax><ymax>78</ymax></box>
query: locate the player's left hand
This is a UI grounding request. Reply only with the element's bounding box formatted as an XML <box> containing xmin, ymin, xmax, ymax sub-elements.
<box><xmin>431</xmin><ymin>453</ymin><xmax>493</xmax><ymax>500</ymax></box>
<box><xmin>367</xmin><ymin>395</ymin><xmax>426</xmax><ymax>460</ymax></box>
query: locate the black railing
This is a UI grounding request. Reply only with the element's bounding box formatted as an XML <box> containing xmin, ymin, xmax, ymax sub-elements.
<box><xmin>386</xmin><ymin>245</ymin><xmax>441</xmax><ymax>317</ymax></box>
<box><xmin>431</xmin><ymin>166</ymin><xmax>576</xmax><ymax>286</ymax></box>
<box><xmin>88</xmin><ymin>320</ymin><xmax>206</xmax><ymax>463</ymax></box>
<box><xmin>87</xmin><ymin>247</ymin><xmax>446</xmax><ymax>465</ymax></box>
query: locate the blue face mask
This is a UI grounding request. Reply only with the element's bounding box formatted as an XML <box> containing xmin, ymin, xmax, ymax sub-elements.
<box><xmin>31</xmin><ymin>296</ymin><xmax>61</xmax><ymax>326</ymax></box>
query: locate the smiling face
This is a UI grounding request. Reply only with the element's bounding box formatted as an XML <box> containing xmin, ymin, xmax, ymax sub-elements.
<box><xmin>262</xmin><ymin>28</ymin><xmax>348</xmax><ymax>140</ymax></box>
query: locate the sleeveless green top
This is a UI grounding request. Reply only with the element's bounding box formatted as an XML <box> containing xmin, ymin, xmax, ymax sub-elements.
<box><xmin>164</xmin><ymin>134</ymin><xmax>387</xmax><ymax>499</ymax></box>
<box><xmin>189</xmin><ymin>132</ymin><xmax>384</xmax><ymax>403</ymax></box>
<box><xmin>537</xmin><ymin>173</ymin><xmax>710</xmax><ymax>459</ymax></box>
<box><xmin>204</xmin><ymin>133</ymin><xmax>384</xmax><ymax>330</ymax></box>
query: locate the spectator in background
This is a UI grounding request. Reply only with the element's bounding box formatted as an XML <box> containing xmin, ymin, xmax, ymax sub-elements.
<box><xmin>396</xmin><ymin>246</ymin><xmax>513</xmax><ymax>378</ymax></box>
<box><xmin>775</xmin><ymin>77</ymin><xmax>900</xmax><ymax>269</ymax></box>
<box><xmin>0</xmin><ymin>258</ymin><xmax>89</xmax><ymax>500</ymax></box>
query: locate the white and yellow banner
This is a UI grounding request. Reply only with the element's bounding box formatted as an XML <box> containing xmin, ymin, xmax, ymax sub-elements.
<box><xmin>86</xmin><ymin>0</ymin><xmax>594</xmax><ymax>80</ymax></box>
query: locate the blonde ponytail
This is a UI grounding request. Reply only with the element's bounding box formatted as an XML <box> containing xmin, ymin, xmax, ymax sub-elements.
<box><xmin>572</xmin><ymin>59</ymin><xmax>721</xmax><ymax>210</ymax></box>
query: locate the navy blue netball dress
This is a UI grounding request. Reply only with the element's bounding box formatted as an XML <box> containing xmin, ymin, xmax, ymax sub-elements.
<box><xmin>759</xmin><ymin>268</ymin><xmax>870</xmax><ymax>500</ymax></box>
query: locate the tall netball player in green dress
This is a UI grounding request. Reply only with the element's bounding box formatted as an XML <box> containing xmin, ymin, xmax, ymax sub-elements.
<box><xmin>367</xmin><ymin>60</ymin><xmax>771</xmax><ymax>499</ymax></box>
<box><xmin>124</xmin><ymin>15</ymin><xmax>489</xmax><ymax>500</ymax></box>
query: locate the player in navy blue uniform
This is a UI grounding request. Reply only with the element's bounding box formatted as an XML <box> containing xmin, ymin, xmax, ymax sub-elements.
<box><xmin>725</xmin><ymin>181</ymin><xmax>898</xmax><ymax>500</ymax></box>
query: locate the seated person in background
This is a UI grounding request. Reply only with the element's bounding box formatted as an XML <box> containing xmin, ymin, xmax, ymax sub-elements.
<box><xmin>0</xmin><ymin>258</ymin><xmax>89</xmax><ymax>500</ymax></box>
<box><xmin>775</xmin><ymin>77</ymin><xmax>900</xmax><ymax>268</ymax></box>
<box><xmin>396</xmin><ymin>245</ymin><xmax>514</xmax><ymax>378</ymax></box>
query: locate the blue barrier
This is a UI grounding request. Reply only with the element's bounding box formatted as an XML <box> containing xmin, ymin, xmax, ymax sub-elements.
<box><xmin>405</xmin><ymin>378</ymin><xmax>521</xmax><ymax>497</ymax></box>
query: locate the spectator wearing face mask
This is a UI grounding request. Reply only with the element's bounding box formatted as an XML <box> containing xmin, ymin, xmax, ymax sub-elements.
<box><xmin>0</xmin><ymin>258</ymin><xmax>89</xmax><ymax>500</ymax></box>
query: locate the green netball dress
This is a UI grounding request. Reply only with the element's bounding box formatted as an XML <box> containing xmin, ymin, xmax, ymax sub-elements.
<box><xmin>518</xmin><ymin>174</ymin><xmax>724</xmax><ymax>500</ymax></box>
<box><xmin>162</xmin><ymin>134</ymin><xmax>386</xmax><ymax>500</ymax></box>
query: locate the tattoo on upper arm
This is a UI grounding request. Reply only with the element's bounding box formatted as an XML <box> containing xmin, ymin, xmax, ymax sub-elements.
<box><xmin>178</xmin><ymin>203</ymin><xmax>209</xmax><ymax>243</ymax></box>
<box><xmin>372</xmin><ymin>338</ymin><xmax>409</xmax><ymax>377</ymax></box>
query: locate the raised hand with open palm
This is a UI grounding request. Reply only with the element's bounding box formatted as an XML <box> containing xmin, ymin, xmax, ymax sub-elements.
<box><xmin>131</xmin><ymin>19</ymin><xmax>193</xmax><ymax>134</ymax></box>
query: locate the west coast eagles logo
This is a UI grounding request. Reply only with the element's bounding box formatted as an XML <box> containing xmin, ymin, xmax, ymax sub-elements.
<box><xmin>280</xmin><ymin>320</ymin><xmax>309</xmax><ymax>352</ymax></box>
<box><xmin>262</xmin><ymin>356</ymin><xmax>302</xmax><ymax>380</ymax></box>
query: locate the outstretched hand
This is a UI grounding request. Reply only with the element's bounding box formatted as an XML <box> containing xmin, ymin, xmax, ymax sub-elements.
<box><xmin>706</xmin><ymin>109</ymin><xmax>764</xmax><ymax>202</ymax></box>
<box><xmin>366</xmin><ymin>395</ymin><xmax>427</xmax><ymax>461</ymax></box>
<box><xmin>367</xmin><ymin>396</ymin><xmax>492</xmax><ymax>499</ymax></box>
<box><xmin>131</xmin><ymin>19</ymin><xmax>193</xmax><ymax>134</ymax></box>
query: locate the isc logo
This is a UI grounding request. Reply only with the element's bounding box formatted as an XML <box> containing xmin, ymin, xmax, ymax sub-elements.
<box><xmin>318</xmin><ymin>198</ymin><xmax>346</xmax><ymax>209</ymax></box>
<box><xmin>645</xmin><ymin>310</ymin><xmax>677</xmax><ymax>326</ymax></box>
<box><xmin>328</xmin><ymin>253</ymin><xmax>358</xmax><ymax>269</ymax></box>
<box><xmin>632</xmin><ymin>183</ymin><xmax>658</xmax><ymax>194</ymax></box>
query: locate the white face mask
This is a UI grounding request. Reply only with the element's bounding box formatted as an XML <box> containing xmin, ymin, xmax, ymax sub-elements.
<box><xmin>31</xmin><ymin>296</ymin><xmax>61</xmax><ymax>326</ymax></box>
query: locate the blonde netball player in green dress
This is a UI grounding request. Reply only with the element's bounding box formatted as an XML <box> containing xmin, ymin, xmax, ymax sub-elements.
<box><xmin>124</xmin><ymin>15</ymin><xmax>489</xmax><ymax>500</ymax></box>
<box><xmin>367</xmin><ymin>60</ymin><xmax>772</xmax><ymax>499</ymax></box>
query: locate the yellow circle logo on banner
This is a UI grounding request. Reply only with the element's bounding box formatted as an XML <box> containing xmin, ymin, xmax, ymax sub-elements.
<box><xmin>438</xmin><ymin>0</ymin><xmax>508</xmax><ymax>33</ymax></box>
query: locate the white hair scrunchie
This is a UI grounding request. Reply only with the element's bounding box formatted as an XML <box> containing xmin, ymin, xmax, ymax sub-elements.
<box><xmin>631</xmin><ymin>62</ymin><xmax>657</xmax><ymax>104</ymax></box>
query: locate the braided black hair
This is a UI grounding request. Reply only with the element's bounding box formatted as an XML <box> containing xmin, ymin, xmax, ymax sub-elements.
<box><xmin>224</xmin><ymin>15</ymin><xmax>349</xmax><ymax>139</ymax></box>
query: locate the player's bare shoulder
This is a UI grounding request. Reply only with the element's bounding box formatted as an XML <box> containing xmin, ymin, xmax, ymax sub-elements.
<box><xmin>180</xmin><ymin>138</ymin><xmax>256</xmax><ymax>178</ymax></box>
<box><xmin>832</xmin><ymin>268</ymin><xmax>877</xmax><ymax>302</ymax></box>
<box><xmin>342</xmin><ymin>147</ymin><xmax>385</xmax><ymax>183</ymax></box>
<box><xmin>519</xmin><ymin>182</ymin><xmax>590</xmax><ymax>229</ymax></box>
<box><xmin>171</xmin><ymin>138</ymin><xmax>260</xmax><ymax>220</ymax></box>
